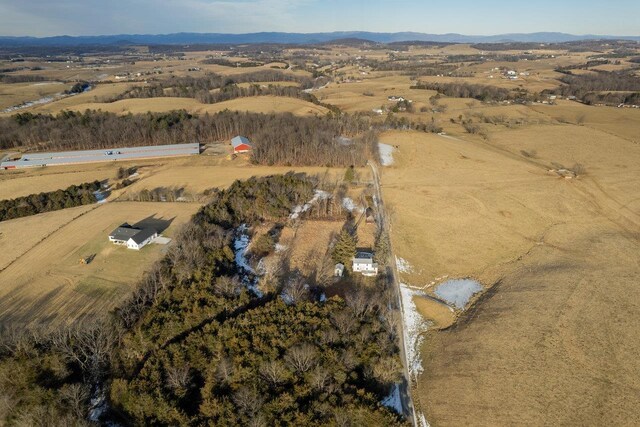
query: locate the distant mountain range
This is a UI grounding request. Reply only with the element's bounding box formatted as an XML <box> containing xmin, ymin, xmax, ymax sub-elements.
<box><xmin>1</xmin><ymin>31</ymin><xmax>639</xmax><ymax>46</ymax></box>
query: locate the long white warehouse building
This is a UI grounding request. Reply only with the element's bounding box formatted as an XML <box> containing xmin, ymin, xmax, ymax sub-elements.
<box><xmin>1</xmin><ymin>142</ymin><xmax>200</xmax><ymax>169</ymax></box>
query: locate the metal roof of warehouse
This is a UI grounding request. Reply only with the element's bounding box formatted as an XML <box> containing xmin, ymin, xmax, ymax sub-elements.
<box><xmin>1</xmin><ymin>142</ymin><xmax>199</xmax><ymax>168</ymax></box>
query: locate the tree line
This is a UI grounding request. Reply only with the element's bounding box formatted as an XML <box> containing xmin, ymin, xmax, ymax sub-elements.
<box><xmin>411</xmin><ymin>80</ymin><xmax>526</xmax><ymax>102</ymax></box>
<box><xmin>0</xmin><ymin>110</ymin><xmax>377</xmax><ymax>167</ymax></box>
<box><xmin>108</xmin><ymin>70</ymin><xmax>314</xmax><ymax>102</ymax></box>
<box><xmin>550</xmin><ymin>70</ymin><xmax>640</xmax><ymax>105</ymax></box>
<box><xmin>0</xmin><ymin>181</ymin><xmax>100</xmax><ymax>222</ymax></box>
<box><xmin>0</xmin><ymin>74</ymin><xmax>48</xmax><ymax>83</ymax></box>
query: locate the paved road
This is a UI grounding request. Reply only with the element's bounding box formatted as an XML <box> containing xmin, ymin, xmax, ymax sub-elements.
<box><xmin>368</xmin><ymin>161</ymin><xmax>418</xmax><ymax>426</ymax></box>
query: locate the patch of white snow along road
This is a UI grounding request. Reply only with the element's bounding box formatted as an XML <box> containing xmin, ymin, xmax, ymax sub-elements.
<box><xmin>398</xmin><ymin>283</ymin><xmax>430</xmax><ymax>377</ymax></box>
<box><xmin>378</xmin><ymin>143</ymin><xmax>395</xmax><ymax>166</ymax></box>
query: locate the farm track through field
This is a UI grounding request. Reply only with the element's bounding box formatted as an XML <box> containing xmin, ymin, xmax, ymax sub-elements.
<box><xmin>0</xmin><ymin>204</ymin><xmax>101</xmax><ymax>273</ymax></box>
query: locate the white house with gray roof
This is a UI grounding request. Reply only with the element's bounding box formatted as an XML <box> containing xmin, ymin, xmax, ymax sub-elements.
<box><xmin>109</xmin><ymin>223</ymin><xmax>158</xmax><ymax>250</ymax></box>
<box><xmin>352</xmin><ymin>252</ymin><xmax>378</xmax><ymax>276</ymax></box>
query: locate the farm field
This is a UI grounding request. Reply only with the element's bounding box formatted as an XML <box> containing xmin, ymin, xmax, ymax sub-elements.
<box><xmin>0</xmin><ymin>37</ymin><xmax>639</xmax><ymax>424</ymax></box>
<box><xmin>0</xmin><ymin>81</ymin><xmax>71</xmax><ymax>110</ymax></box>
<box><xmin>380</xmin><ymin>119</ymin><xmax>640</xmax><ymax>424</ymax></box>
<box><xmin>0</xmin><ymin>201</ymin><xmax>199</xmax><ymax>327</ymax></box>
<box><xmin>38</xmin><ymin>95</ymin><xmax>329</xmax><ymax>116</ymax></box>
<box><xmin>0</xmin><ymin>167</ymin><xmax>116</xmax><ymax>200</ymax></box>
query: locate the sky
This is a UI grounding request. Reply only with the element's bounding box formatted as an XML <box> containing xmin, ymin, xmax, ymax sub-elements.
<box><xmin>0</xmin><ymin>0</ymin><xmax>638</xmax><ymax>37</ymax></box>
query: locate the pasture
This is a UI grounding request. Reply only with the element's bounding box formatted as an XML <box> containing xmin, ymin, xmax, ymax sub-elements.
<box><xmin>380</xmin><ymin>119</ymin><xmax>640</xmax><ymax>425</ymax></box>
<box><xmin>0</xmin><ymin>201</ymin><xmax>199</xmax><ymax>327</ymax></box>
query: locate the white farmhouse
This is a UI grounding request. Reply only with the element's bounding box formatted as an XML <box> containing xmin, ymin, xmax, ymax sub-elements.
<box><xmin>109</xmin><ymin>223</ymin><xmax>158</xmax><ymax>250</ymax></box>
<box><xmin>352</xmin><ymin>252</ymin><xmax>378</xmax><ymax>276</ymax></box>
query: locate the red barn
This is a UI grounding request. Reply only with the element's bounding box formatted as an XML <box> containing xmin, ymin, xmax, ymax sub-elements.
<box><xmin>231</xmin><ymin>136</ymin><xmax>252</xmax><ymax>154</ymax></box>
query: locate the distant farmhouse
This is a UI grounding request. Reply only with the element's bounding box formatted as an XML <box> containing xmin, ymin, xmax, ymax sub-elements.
<box><xmin>109</xmin><ymin>223</ymin><xmax>158</xmax><ymax>250</ymax></box>
<box><xmin>231</xmin><ymin>136</ymin><xmax>252</xmax><ymax>154</ymax></box>
<box><xmin>352</xmin><ymin>252</ymin><xmax>378</xmax><ymax>276</ymax></box>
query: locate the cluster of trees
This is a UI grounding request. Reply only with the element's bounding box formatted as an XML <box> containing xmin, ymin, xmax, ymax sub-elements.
<box><xmin>551</xmin><ymin>70</ymin><xmax>640</xmax><ymax>105</ymax></box>
<box><xmin>554</xmin><ymin>59</ymin><xmax>612</xmax><ymax>73</ymax></box>
<box><xmin>411</xmin><ymin>81</ymin><xmax>526</xmax><ymax>102</ymax></box>
<box><xmin>382</xmin><ymin>114</ymin><xmax>443</xmax><ymax>134</ymax></box>
<box><xmin>110</xmin><ymin>71</ymin><xmax>314</xmax><ymax>101</ymax></box>
<box><xmin>0</xmin><ymin>321</ymin><xmax>116</xmax><ymax>424</ymax></box>
<box><xmin>0</xmin><ymin>181</ymin><xmax>100</xmax><ymax>222</ymax></box>
<box><xmin>121</xmin><ymin>186</ymin><xmax>200</xmax><ymax>203</ymax></box>
<box><xmin>0</xmin><ymin>110</ymin><xmax>377</xmax><ymax>167</ymax></box>
<box><xmin>65</xmin><ymin>81</ymin><xmax>90</xmax><ymax>94</ymax></box>
<box><xmin>200</xmin><ymin>58</ymin><xmax>264</xmax><ymax>67</ymax></box>
<box><xmin>0</xmin><ymin>74</ymin><xmax>47</xmax><ymax>83</ymax></box>
<box><xmin>192</xmin><ymin>84</ymin><xmax>339</xmax><ymax>113</ymax></box>
<box><xmin>105</xmin><ymin>174</ymin><xmax>403</xmax><ymax>425</ymax></box>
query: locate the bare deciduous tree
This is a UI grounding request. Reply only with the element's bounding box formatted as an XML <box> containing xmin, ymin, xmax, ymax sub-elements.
<box><xmin>59</xmin><ymin>383</ymin><xmax>90</xmax><ymax>419</ymax></box>
<box><xmin>285</xmin><ymin>343</ymin><xmax>317</xmax><ymax>374</ymax></box>
<box><xmin>52</xmin><ymin>321</ymin><xmax>115</xmax><ymax>382</ymax></box>
<box><xmin>166</xmin><ymin>363</ymin><xmax>191</xmax><ymax>395</ymax></box>
<box><xmin>233</xmin><ymin>386</ymin><xmax>264</xmax><ymax>417</ymax></box>
<box><xmin>259</xmin><ymin>360</ymin><xmax>288</xmax><ymax>386</ymax></box>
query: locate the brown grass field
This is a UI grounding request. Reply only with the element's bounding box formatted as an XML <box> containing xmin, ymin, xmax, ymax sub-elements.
<box><xmin>380</xmin><ymin>119</ymin><xmax>640</xmax><ymax>425</ymax></box>
<box><xmin>1</xmin><ymin>42</ymin><xmax>639</xmax><ymax>423</ymax></box>
<box><xmin>0</xmin><ymin>166</ymin><xmax>117</xmax><ymax>200</ymax></box>
<box><xmin>0</xmin><ymin>81</ymin><xmax>72</xmax><ymax>110</ymax></box>
<box><xmin>36</xmin><ymin>95</ymin><xmax>329</xmax><ymax>116</ymax></box>
<box><xmin>0</xmin><ymin>201</ymin><xmax>199</xmax><ymax>327</ymax></box>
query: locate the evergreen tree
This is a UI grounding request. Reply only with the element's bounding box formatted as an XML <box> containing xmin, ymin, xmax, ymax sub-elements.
<box><xmin>332</xmin><ymin>229</ymin><xmax>357</xmax><ymax>268</ymax></box>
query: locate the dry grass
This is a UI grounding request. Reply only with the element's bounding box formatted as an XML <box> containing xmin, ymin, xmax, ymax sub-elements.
<box><xmin>278</xmin><ymin>220</ymin><xmax>344</xmax><ymax>278</ymax></box>
<box><xmin>0</xmin><ymin>201</ymin><xmax>199</xmax><ymax>327</ymax></box>
<box><xmin>380</xmin><ymin>124</ymin><xmax>640</xmax><ymax>424</ymax></box>
<box><xmin>0</xmin><ymin>81</ymin><xmax>72</xmax><ymax>110</ymax></box>
<box><xmin>0</xmin><ymin>204</ymin><xmax>96</xmax><ymax>270</ymax></box>
<box><xmin>41</xmin><ymin>95</ymin><xmax>329</xmax><ymax>116</ymax></box>
<box><xmin>119</xmin><ymin>156</ymin><xmax>345</xmax><ymax>196</ymax></box>
<box><xmin>0</xmin><ymin>167</ymin><xmax>116</xmax><ymax>200</ymax></box>
<box><xmin>412</xmin><ymin>296</ymin><xmax>455</xmax><ymax>329</ymax></box>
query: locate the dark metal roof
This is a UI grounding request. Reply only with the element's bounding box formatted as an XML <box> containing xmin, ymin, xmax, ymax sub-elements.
<box><xmin>1</xmin><ymin>143</ymin><xmax>199</xmax><ymax>169</ymax></box>
<box><xmin>129</xmin><ymin>228</ymin><xmax>157</xmax><ymax>245</ymax></box>
<box><xmin>109</xmin><ymin>225</ymin><xmax>141</xmax><ymax>241</ymax></box>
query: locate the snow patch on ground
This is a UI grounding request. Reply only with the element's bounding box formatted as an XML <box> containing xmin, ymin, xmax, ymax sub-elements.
<box><xmin>434</xmin><ymin>278</ymin><xmax>483</xmax><ymax>310</ymax></box>
<box><xmin>395</xmin><ymin>256</ymin><xmax>413</xmax><ymax>274</ymax></box>
<box><xmin>378</xmin><ymin>143</ymin><xmax>395</xmax><ymax>166</ymax></box>
<box><xmin>290</xmin><ymin>189</ymin><xmax>330</xmax><ymax>219</ymax></box>
<box><xmin>93</xmin><ymin>190</ymin><xmax>109</xmax><ymax>204</ymax></box>
<box><xmin>2</xmin><ymin>86</ymin><xmax>91</xmax><ymax>113</ymax></box>
<box><xmin>3</xmin><ymin>96</ymin><xmax>55</xmax><ymax>113</ymax></box>
<box><xmin>342</xmin><ymin>197</ymin><xmax>363</xmax><ymax>213</ymax></box>
<box><xmin>417</xmin><ymin>411</ymin><xmax>431</xmax><ymax>427</ymax></box>
<box><xmin>381</xmin><ymin>383</ymin><xmax>403</xmax><ymax>414</ymax></box>
<box><xmin>399</xmin><ymin>283</ymin><xmax>430</xmax><ymax>377</ymax></box>
<box><xmin>233</xmin><ymin>224</ymin><xmax>263</xmax><ymax>297</ymax></box>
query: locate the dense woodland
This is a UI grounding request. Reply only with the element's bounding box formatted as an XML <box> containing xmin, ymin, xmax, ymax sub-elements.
<box><xmin>551</xmin><ymin>70</ymin><xmax>640</xmax><ymax>105</ymax></box>
<box><xmin>0</xmin><ymin>181</ymin><xmax>100</xmax><ymax>222</ymax></box>
<box><xmin>107</xmin><ymin>71</ymin><xmax>340</xmax><ymax>112</ymax></box>
<box><xmin>110</xmin><ymin>71</ymin><xmax>314</xmax><ymax>101</ymax></box>
<box><xmin>0</xmin><ymin>74</ymin><xmax>47</xmax><ymax>83</ymax></box>
<box><xmin>0</xmin><ymin>110</ymin><xmax>378</xmax><ymax>167</ymax></box>
<box><xmin>411</xmin><ymin>80</ymin><xmax>530</xmax><ymax>102</ymax></box>
<box><xmin>0</xmin><ymin>174</ymin><xmax>404</xmax><ymax>426</ymax></box>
